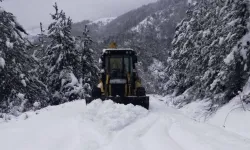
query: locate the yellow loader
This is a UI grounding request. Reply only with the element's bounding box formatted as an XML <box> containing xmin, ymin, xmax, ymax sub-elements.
<box><xmin>86</xmin><ymin>43</ymin><xmax>149</xmax><ymax>109</ymax></box>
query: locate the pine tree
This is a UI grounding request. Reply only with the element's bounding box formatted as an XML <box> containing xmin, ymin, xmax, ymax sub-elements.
<box><xmin>167</xmin><ymin>0</ymin><xmax>250</xmax><ymax>107</ymax></box>
<box><xmin>75</xmin><ymin>25</ymin><xmax>98</xmax><ymax>90</ymax></box>
<box><xmin>209</xmin><ymin>0</ymin><xmax>250</xmax><ymax>104</ymax></box>
<box><xmin>41</xmin><ymin>3</ymin><xmax>82</xmax><ymax>104</ymax></box>
<box><xmin>166</xmin><ymin>2</ymin><xmax>197</xmax><ymax>95</ymax></box>
<box><xmin>0</xmin><ymin>4</ymin><xmax>47</xmax><ymax>115</ymax></box>
<box><xmin>40</xmin><ymin>3</ymin><xmax>98</xmax><ymax>105</ymax></box>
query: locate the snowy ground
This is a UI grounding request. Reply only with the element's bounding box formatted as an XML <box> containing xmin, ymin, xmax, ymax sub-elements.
<box><xmin>178</xmin><ymin>79</ymin><xmax>250</xmax><ymax>139</ymax></box>
<box><xmin>0</xmin><ymin>95</ymin><xmax>250</xmax><ymax>150</ymax></box>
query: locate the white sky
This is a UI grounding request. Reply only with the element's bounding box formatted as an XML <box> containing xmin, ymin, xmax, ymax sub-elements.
<box><xmin>1</xmin><ymin>0</ymin><xmax>157</xmax><ymax>29</ymax></box>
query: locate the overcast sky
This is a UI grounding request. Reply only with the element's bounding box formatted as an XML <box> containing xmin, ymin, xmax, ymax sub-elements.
<box><xmin>1</xmin><ymin>0</ymin><xmax>157</xmax><ymax>29</ymax></box>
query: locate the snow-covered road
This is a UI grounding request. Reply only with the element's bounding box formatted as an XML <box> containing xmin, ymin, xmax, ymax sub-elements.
<box><xmin>0</xmin><ymin>95</ymin><xmax>249</xmax><ymax>150</ymax></box>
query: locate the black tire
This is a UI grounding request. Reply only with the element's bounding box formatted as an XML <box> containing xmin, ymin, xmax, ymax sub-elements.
<box><xmin>136</xmin><ymin>87</ymin><xmax>146</xmax><ymax>96</ymax></box>
<box><xmin>92</xmin><ymin>86</ymin><xmax>102</xmax><ymax>99</ymax></box>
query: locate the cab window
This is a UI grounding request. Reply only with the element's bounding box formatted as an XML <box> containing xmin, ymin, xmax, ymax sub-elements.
<box><xmin>106</xmin><ymin>56</ymin><xmax>132</xmax><ymax>73</ymax></box>
<box><xmin>124</xmin><ymin>57</ymin><xmax>130</xmax><ymax>73</ymax></box>
<box><xmin>110</xmin><ymin>57</ymin><xmax>123</xmax><ymax>71</ymax></box>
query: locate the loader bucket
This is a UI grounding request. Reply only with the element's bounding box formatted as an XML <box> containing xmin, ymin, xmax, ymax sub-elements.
<box><xmin>85</xmin><ymin>96</ymin><xmax>149</xmax><ymax>109</ymax></box>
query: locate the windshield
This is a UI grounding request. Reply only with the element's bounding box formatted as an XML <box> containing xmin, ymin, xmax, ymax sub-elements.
<box><xmin>106</xmin><ymin>56</ymin><xmax>131</xmax><ymax>73</ymax></box>
<box><xmin>110</xmin><ymin>57</ymin><xmax>123</xmax><ymax>71</ymax></box>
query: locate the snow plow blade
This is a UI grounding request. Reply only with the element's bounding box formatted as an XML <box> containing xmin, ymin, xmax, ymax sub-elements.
<box><xmin>85</xmin><ymin>96</ymin><xmax>149</xmax><ymax>109</ymax></box>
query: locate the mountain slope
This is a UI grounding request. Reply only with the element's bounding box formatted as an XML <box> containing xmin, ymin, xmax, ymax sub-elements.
<box><xmin>64</xmin><ymin>0</ymin><xmax>188</xmax><ymax>95</ymax></box>
<box><xmin>99</xmin><ymin>0</ymin><xmax>188</xmax><ymax>93</ymax></box>
<box><xmin>71</xmin><ymin>17</ymin><xmax>116</xmax><ymax>40</ymax></box>
<box><xmin>0</xmin><ymin>96</ymin><xmax>250</xmax><ymax>150</ymax></box>
<box><xmin>103</xmin><ymin>0</ymin><xmax>184</xmax><ymax>36</ymax></box>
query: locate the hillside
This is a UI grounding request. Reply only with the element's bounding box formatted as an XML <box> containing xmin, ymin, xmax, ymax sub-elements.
<box><xmin>101</xmin><ymin>0</ymin><xmax>188</xmax><ymax>93</ymax></box>
<box><xmin>103</xmin><ymin>0</ymin><xmax>185</xmax><ymax>36</ymax></box>
<box><xmin>71</xmin><ymin>17</ymin><xmax>116</xmax><ymax>40</ymax></box>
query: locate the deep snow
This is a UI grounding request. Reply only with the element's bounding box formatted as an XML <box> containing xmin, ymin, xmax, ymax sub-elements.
<box><xmin>0</xmin><ymin>95</ymin><xmax>250</xmax><ymax>150</ymax></box>
<box><xmin>178</xmin><ymin>78</ymin><xmax>250</xmax><ymax>139</ymax></box>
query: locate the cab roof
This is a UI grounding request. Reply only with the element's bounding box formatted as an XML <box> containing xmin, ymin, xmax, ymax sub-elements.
<box><xmin>102</xmin><ymin>48</ymin><xmax>134</xmax><ymax>53</ymax></box>
<box><xmin>102</xmin><ymin>48</ymin><xmax>136</xmax><ymax>56</ymax></box>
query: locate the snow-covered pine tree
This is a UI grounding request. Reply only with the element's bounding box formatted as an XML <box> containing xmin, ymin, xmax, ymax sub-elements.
<box><xmin>35</xmin><ymin>23</ymin><xmax>50</xmax><ymax>84</ymax></box>
<box><xmin>167</xmin><ymin>0</ymin><xmax>250</xmax><ymax>107</ymax></box>
<box><xmin>75</xmin><ymin>25</ymin><xmax>98</xmax><ymax>93</ymax></box>
<box><xmin>166</xmin><ymin>2</ymin><xmax>197</xmax><ymax>96</ymax></box>
<box><xmin>0</xmin><ymin>4</ymin><xmax>48</xmax><ymax>115</ymax></box>
<box><xmin>209</xmin><ymin>0</ymin><xmax>250</xmax><ymax>105</ymax></box>
<box><xmin>42</xmin><ymin>3</ymin><xmax>85</xmax><ymax>105</ymax></box>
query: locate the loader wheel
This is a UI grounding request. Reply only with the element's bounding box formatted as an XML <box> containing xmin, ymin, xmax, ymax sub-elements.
<box><xmin>136</xmin><ymin>87</ymin><xmax>146</xmax><ymax>96</ymax></box>
<box><xmin>92</xmin><ymin>87</ymin><xmax>102</xmax><ymax>99</ymax></box>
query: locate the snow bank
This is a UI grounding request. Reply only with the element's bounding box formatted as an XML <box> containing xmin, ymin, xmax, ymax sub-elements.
<box><xmin>0</xmin><ymin>100</ymin><xmax>86</xmax><ymax>150</ymax></box>
<box><xmin>164</xmin><ymin>74</ymin><xmax>250</xmax><ymax>140</ymax></box>
<box><xmin>208</xmin><ymin>98</ymin><xmax>250</xmax><ymax>139</ymax></box>
<box><xmin>180</xmin><ymin>99</ymin><xmax>212</xmax><ymax>122</ymax></box>
<box><xmin>208</xmin><ymin>77</ymin><xmax>250</xmax><ymax>138</ymax></box>
<box><xmin>0</xmin><ymin>100</ymin><xmax>84</xmax><ymax>123</ymax></box>
<box><xmin>176</xmin><ymin>94</ymin><xmax>250</xmax><ymax>139</ymax></box>
<box><xmin>83</xmin><ymin>99</ymin><xmax>148</xmax><ymax>131</ymax></box>
<box><xmin>0</xmin><ymin>99</ymin><xmax>149</xmax><ymax>150</ymax></box>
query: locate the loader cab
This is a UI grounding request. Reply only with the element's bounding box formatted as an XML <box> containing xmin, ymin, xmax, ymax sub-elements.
<box><xmin>87</xmin><ymin>43</ymin><xmax>149</xmax><ymax>109</ymax></box>
<box><xmin>99</xmin><ymin>48</ymin><xmax>141</xmax><ymax>97</ymax></box>
<box><xmin>101</xmin><ymin>48</ymin><xmax>137</xmax><ymax>77</ymax></box>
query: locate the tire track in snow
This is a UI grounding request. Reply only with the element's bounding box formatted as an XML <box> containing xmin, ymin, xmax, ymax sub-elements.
<box><xmin>143</xmin><ymin>96</ymin><xmax>250</xmax><ymax>150</ymax></box>
<box><xmin>97</xmin><ymin>109</ymin><xmax>158</xmax><ymax>150</ymax></box>
<box><xmin>99</xmin><ymin>96</ymin><xmax>185</xmax><ymax>150</ymax></box>
<box><xmin>71</xmin><ymin>115</ymin><xmax>112</xmax><ymax>150</ymax></box>
<box><xmin>139</xmin><ymin>115</ymin><xmax>184</xmax><ymax>150</ymax></box>
<box><xmin>1</xmin><ymin>97</ymin><xmax>250</xmax><ymax>150</ymax></box>
<box><xmin>161</xmin><ymin>109</ymin><xmax>250</xmax><ymax>150</ymax></box>
<box><xmin>65</xmin><ymin>96</ymin><xmax>250</xmax><ymax>150</ymax></box>
<box><xmin>74</xmin><ymin>99</ymin><xmax>149</xmax><ymax>150</ymax></box>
